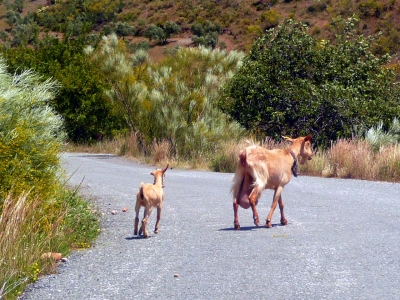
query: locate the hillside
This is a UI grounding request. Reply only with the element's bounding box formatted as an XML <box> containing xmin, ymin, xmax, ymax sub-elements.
<box><xmin>1</xmin><ymin>0</ymin><xmax>399</xmax><ymax>61</ymax></box>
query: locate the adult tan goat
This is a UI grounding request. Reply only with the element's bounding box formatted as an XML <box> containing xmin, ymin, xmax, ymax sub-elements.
<box><xmin>231</xmin><ymin>135</ymin><xmax>313</xmax><ymax>229</ymax></box>
<box><xmin>134</xmin><ymin>164</ymin><xmax>169</xmax><ymax>238</ymax></box>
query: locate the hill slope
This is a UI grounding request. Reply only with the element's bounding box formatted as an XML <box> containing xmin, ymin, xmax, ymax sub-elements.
<box><xmin>1</xmin><ymin>0</ymin><xmax>399</xmax><ymax>60</ymax></box>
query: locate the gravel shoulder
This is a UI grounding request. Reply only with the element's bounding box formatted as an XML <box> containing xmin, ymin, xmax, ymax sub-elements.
<box><xmin>19</xmin><ymin>153</ymin><xmax>400</xmax><ymax>300</ymax></box>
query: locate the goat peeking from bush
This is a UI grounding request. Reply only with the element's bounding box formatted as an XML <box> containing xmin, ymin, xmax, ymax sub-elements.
<box><xmin>134</xmin><ymin>164</ymin><xmax>169</xmax><ymax>238</ymax></box>
<box><xmin>231</xmin><ymin>135</ymin><xmax>313</xmax><ymax>229</ymax></box>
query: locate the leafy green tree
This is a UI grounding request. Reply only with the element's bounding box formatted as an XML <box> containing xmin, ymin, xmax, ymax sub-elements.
<box><xmin>191</xmin><ymin>21</ymin><xmax>220</xmax><ymax>49</ymax></box>
<box><xmin>144</xmin><ymin>24</ymin><xmax>164</xmax><ymax>44</ymax></box>
<box><xmin>164</xmin><ymin>21</ymin><xmax>181</xmax><ymax>41</ymax></box>
<box><xmin>219</xmin><ymin>17</ymin><xmax>400</xmax><ymax>147</ymax></box>
<box><xmin>144</xmin><ymin>22</ymin><xmax>181</xmax><ymax>45</ymax></box>
<box><xmin>11</xmin><ymin>0</ymin><xmax>24</xmax><ymax>13</ymax></box>
<box><xmin>6</xmin><ymin>10</ymin><xmax>21</xmax><ymax>26</ymax></box>
<box><xmin>1</xmin><ymin>36</ymin><xmax>123</xmax><ymax>142</ymax></box>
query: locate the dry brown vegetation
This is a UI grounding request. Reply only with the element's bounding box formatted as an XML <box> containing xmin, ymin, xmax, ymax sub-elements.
<box><xmin>67</xmin><ymin>136</ymin><xmax>400</xmax><ymax>182</ymax></box>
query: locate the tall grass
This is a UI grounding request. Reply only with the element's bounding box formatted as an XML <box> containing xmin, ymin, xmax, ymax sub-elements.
<box><xmin>0</xmin><ymin>190</ymin><xmax>100</xmax><ymax>300</ymax></box>
<box><xmin>72</xmin><ymin>134</ymin><xmax>400</xmax><ymax>182</ymax></box>
<box><xmin>301</xmin><ymin>139</ymin><xmax>400</xmax><ymax>182</ymax></box>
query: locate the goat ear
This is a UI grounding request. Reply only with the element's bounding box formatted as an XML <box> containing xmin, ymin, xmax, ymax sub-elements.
<box><xmin>282</xmin><ymin>135</ymin><xmax>294</xmax><ymax>143</ymax></box>
<box><xmin>304</xmin><ymin>134</ymin><xmax>312</xmax><ymax>141</ymax></box>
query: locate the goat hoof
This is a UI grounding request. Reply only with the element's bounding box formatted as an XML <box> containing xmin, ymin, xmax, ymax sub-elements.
<box><xmin>281</xmin><ymin>219</ymin><xmax>288</xmax><ymax>226</ymax></box>
<box><xmin>234</xmin><ymin>224</ymin><xmax>240</xmax><ymax>230</ymax></box>
<box><xmin>254</xmin><ymin>218</ymin><xmax>260</xmax><ymax>227</ymax></box>
<box><xmin>134</xmin><ymin>230</ymin><xmax>138</xmax><ymax>236</ymax></box>
<box><xmin>266</xmin><ymin>220</ymin><xmax>272</xmax><ymax>228</ymax></box>
<box><xmin>154</xmin><ymin>230</ymin><xmax>159</xmax><ymax>234</ymax></box>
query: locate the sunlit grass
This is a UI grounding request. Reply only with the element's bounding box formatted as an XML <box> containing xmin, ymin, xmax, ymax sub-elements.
<box><xmin>0</xmin><ymin>189</ymin><xmax>100</xmax><ymax>300</ymax></box>
<box><xmin>69</xmin><ymin>135</ymin><xmax>400</xmax><ymax>182</ymax></box>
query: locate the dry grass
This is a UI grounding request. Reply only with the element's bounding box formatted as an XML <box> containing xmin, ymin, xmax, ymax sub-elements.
<box><xmin>0</xmin><ymin>193</ymin><xmax>62</xmax><ymax>300</ymax></box>
<box><xmin>150</xmin><ymin>138</ymin><xmax>171</xmax><ymax>164</ymax></box>
<box><xmin>66</xmin><ymin>135</ymin><xmax>400</xmax><ymax>182</ymax></box>
<box><xmin>301</xmin><ymin>139</ymin><xmax>400</xmax><ymax>182</ymax></box>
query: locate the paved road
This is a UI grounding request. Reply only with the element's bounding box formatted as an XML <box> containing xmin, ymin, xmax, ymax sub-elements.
<box><xmin>20</xmin><ymin>153</ymin><xmax>400</xmax><ymax>299</ymax></box>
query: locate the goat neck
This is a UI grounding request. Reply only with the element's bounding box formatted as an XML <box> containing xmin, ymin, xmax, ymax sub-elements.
<box><xmin>152</xmin><ymin>164</ymin><xmax>169</xmax><ymax>188</ymax></box>
<box><xmin>288</xmin><ymin>139</ymin><xmax>302</xmax><ymax>158</ymax></box>
<box><xmin>153</xmin><ymin>175</ymin><xmax>163</xmax><ymax>187</ymax></box>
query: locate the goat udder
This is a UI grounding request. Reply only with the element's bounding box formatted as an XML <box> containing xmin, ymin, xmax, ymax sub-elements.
<box><xmin>239</xmin><ymin>194</ymin><xmax>250</xmax><ymax>209</ymax></box>
<box><xmin>238</xmin><ymin>185</ymin><xmax>252</xmax><ymax>209</ymax></box>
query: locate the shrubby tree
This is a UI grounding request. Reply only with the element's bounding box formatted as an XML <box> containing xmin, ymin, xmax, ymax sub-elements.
<box><xmin>5</xmin><ymin>10</ymin><xmax>21</xmax><ymax>26</ymax></box>
<box><xmin>219</xmin><ymin>17</ymin><xmax>400</xmax><ymax>147</ymax></box>
<box><xmin>11</xmin><ymin>0</ymin><xmax>24</xmax><ymax>13</ymax></box>
<box><xmin>191</xmin><ymin>20</ymin><xmax>220</xmax><ymax>49</ymax></box>
<box><xmin>164</xmin><ymin>21</ymin><xmax>181</xmax><ymax>40</ymax></box>
<box><xmin>85</xmin><ymin>33</ymin><xmax>149</xmax><ymax>134</ymax></box>
<box><xmin>144</xmin><ymin>21</ymin><xmax>181</xmax><ymax>45</ymax></box>
<box><xmin>1</xmin><ymin>36</ymin><xmax>123</xmax><ymax>142</ymax></box>
<box><xmin>11</xmin><ymin>20</ymin><xmax>40</xmax><ymax>46</ymax></box>
<box><xmin>88</xmin><ymin>34</ymin><xmax>246</xmax><ymax>158</ymax></box>
<box><xmin>115</xmin><ymin>21</ymin><xmax>136</xmax><ymax>36</ymax></box>
<box><xmin>144</xmin><ymin>24</ymin><xmax>164</xmax><ymax>44</ymax></box>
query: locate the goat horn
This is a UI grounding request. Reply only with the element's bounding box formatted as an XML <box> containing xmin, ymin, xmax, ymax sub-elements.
<box><xmin>162</xmin><ymin>164</ymin><xmax>169</xmax><ymax>172</ymax></box>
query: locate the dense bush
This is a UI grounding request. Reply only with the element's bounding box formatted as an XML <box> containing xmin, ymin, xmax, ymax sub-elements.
<box><xmin>0</xmin><ymin>57</ymin><xmax>64</xmax><ymax>200</ymax></box>
<box><xmin>1</xmin><ymin>36</ymin><xmax>124</xmax><ymax>142</ymax></box>
<box><xmin>219</xmin><ymin>17</ymin><xmax>400</xmax><ymax>147</ymax></box>
<box><xmin>191</xmin><ymin>20</ymin><xmax>221</xmax><ymax>49</ymax></box>
<box><xmin>144</xmin><ymin>21</ymin><xmax>181</xmax><ymax>44</ymax></box>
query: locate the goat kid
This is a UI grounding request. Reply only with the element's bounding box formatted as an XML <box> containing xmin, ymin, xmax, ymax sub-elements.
<box><xmin>231</xmin><ymin>135</ymin><xmax>313</xmax><ymax>229</ymax></box>
<box><xmin>134</xmin><ymin>164</ymin><xmax>169</xmax><ymax>238</ymax></box>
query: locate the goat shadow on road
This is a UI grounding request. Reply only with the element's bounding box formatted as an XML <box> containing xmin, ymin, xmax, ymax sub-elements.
<box><xmin>125</xmin><ymin>236</ymin><xmax>154</xmax><ymax>240</ymax></box>
<box><xmin>219</xmin><ymin>223</ymin><xmax>284</xmax><ymax>231</ymax></box>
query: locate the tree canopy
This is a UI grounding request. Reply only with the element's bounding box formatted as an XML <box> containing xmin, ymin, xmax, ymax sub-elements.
<box><xmin>219</xmin><ymin>17</ymin><xmax>400</xmax><ymax>147</ymax></box>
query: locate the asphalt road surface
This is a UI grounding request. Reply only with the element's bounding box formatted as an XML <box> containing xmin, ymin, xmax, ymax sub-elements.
<box><xmin>20</xmin><ymin>153</ymin><xmax>400</xmax><ymax>299</ymax></box>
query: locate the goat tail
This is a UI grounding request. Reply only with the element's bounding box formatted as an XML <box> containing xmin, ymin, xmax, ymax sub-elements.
<box><xmin>239</xmin><ymin>149</ymin><xmax>247</xmax><ymax>166</ymax></box>
<box><xmin>138</xmin><ymin>182</ymin><xmax>145</xmax><ymax>200</ymax></box>
<box><xmin>231</xmin><ymin>148</ymin><xmax>248</xmax><ymax>198</ymax></box>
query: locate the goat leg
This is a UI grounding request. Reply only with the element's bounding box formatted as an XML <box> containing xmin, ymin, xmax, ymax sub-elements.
<box><xmin>134</xmin><ymin>216</ymin><xmax>139</xmax><ymax>235</ymax></box>
<box><xmin>141</xmin><ymin>219</ymin><xmax>149</xmax><ymax>238</ymax></box>
<box><xmin>278</xmin><ymin>196</ymin><xmax>288</xmax><ymax>225</ymax></box>
<box><xmin>233</xmin><ymin>201</ymin><xmax>240</xmax><ymax>230</ymax></box>
<box><xmin>154</xmin><ymin>205</ymin><xmax>162</xmax><ymax>234</ymax></box>
<box><xmin>248</xmin><ymin>189</ymin><xmax>260</xmax><ymax>226</ymax></box>
<box><xmin>266</xmin><ymin>187</ymin><xmax>282</xmax><ymax>228</ymax></box>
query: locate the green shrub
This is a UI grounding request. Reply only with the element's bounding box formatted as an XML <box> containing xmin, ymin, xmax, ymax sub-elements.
<box><xmin>1</xmin><ymin>36</ymin><xmax>124</xmax><ymax>142</ymax></box>
<box><xmin>0</xmin><ymin>56</ymin><xmax>65</xmax><ymax>200</ymax></box>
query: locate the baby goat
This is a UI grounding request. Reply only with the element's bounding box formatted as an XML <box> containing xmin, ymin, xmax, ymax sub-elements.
<box><xmin>134</xmin><ymin>164</ymin><xmax>169</xmax><ymax>238</ymax></box>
